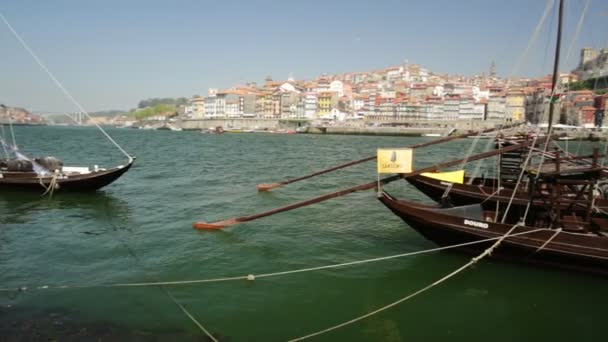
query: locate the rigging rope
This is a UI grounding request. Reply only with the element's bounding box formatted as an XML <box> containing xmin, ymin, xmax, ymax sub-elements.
<box><xmin>563</xmin><ymin>0</ymin><xmax>591</xmax><ymax>73</ymax></box>
<box><xmin>500</xmin><ymin>134</ymin><xmax>539</xmax><ymax>223</ymax></box>
<box><xmin>508</xmin><ymin>0</ymin><xmax>555</xmax><ymax>82</ymax></box>
<box><xmin>0</xmin><ymin>13</ymin><xmax>132</xmax><ymax>160</ymax></box>
<box><xmin>6</xmin><ymin>107</ymin><xmax>18</xmax><ymax>149</ymax></box>
<box><xmin>0</xmin><ymin>126</ymin><xmax>10</xmax><ymax>158</ymax></box>
<box><xmin>441</xmin><ymin>131</ymin><xmax>487</xmax><ymax>199</ymax></box>
<box><xmin>467</xmin><ymin>132</ymin><xmax>500</xmax><ymax>184</ymax></box>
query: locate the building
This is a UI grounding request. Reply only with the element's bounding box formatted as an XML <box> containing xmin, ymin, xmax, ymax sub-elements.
<box><xmin>188</xmin><ymin>97</ymin><xmax>205</xmax><ymax>118</ymax></box>
<box><xmin>458</xmin><ymin>98</ymin><xmax>485</xmax><ymax>120</ymax></box>
<box><xmin>505</xmin><ymin>89</ymin><xmax>525</xmax><ymax>122</ymax></box>
<box><xmin>443</xmin><ymin>95</ymin><xmax>460</xmax><ymax>120</ymax></box>
<box><xmin>224</xmin><ymin>94</ymin><xmax>241</xmax><ymax>117</ymax></box>
<box><xmin>317</xmin><ymin>91</ymin><xmax>336</xmax><ymax>116</ymax></box>
<box><xmin>573</xmin><ymin>47</ymin><xmax>608</xmax><ymax>80</ymax></box>
<box><xmin>487</xmin><ymin>95</ymin><xmax>506</xmax><ymax>121</ymax></box>
<box><xmin>304</xmin><ymin>93</ymin><xmax>317</xmax><ymax>118</ymax></box>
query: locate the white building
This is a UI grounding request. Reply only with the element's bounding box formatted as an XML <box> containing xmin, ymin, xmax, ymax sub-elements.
<box><xmin>225</xmin><ymin>94</ymin><xmax>241</xmax><ymax>117</ymax></box>
<box><xmin>329</xmin><ymin>80</ymin><xmax>345</xmax><ymax>97</ymax></box>
<box><xmin>458</xmin><ymin>99</ymin><xmax>485</xmax><ymax>120</ymax></box>
<box><xmin>188</xmin><ymin>97</ymin><xmax>205</xmax><ymax>118</ymax></box>
<box><xmin>353</xmin><ymin>96</ymin><xmax>366</xmax><ymax>110</ymax></box>
<box><xmin>304</xmin><ymin>93</ymin><xmax>317</xmax><ymax>119</ymax></box>
<box><xmin>487</xmin><ymin>96</ymin><xmax>507</xmax><ymax>120</ymax></box>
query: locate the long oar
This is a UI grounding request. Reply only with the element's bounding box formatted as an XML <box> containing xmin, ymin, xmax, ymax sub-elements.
<box><xmin>194</xmin><ymin>136</ymin><xmax>543</xmax><ymax>230</ymax></box>
<box><xmin>256</xmin><ymin>123</ymin><xmax>522</xmax><ymax>191</ymax></box>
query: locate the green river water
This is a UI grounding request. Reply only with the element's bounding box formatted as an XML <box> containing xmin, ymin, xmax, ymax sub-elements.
<box><xmin>0</xmin><ymin>126</ymin><xmax>606</xmax><ymax>341</ymax></box>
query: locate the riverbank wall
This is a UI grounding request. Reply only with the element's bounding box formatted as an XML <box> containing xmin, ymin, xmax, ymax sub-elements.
<box><xmin>170</xmin><ymin>118</ymin><xmax>506</xmax><ymax>136</ymax></box>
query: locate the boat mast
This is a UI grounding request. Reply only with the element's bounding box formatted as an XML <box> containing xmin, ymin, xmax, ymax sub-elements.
<box><xmin>547</xmin><ymin>0</ymin><xmax>564</xmax><ymax>133</ymax></box>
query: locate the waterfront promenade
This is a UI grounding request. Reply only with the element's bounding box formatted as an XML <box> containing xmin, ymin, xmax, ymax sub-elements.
<box><xmin>138</xmin><ymin>118</ymin><xmax>508</xmax><ymax>137</ymax></box>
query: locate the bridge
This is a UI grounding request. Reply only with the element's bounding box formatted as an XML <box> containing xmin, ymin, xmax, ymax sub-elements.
<box><xmin>35</xmin><ymin>111</ymin><xmax>85</xmax><ymax>125</ymax></box>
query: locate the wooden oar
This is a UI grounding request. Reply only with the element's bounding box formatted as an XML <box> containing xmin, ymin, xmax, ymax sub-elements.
<box><xmin>256</xmin><ymin>123</ymin><xmax>522</xmax><ymax>191</ymax></box>
<box><xmin>194</xmin><ymin>136</ymin><xmax>543</xmax><ymax>230</ymax></box>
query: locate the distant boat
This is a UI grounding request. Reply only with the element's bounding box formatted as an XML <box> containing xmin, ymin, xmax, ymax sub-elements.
<box><xmin>157</xmin><ymin>123</ymin><xmax>182</xmax><ymax>131</ymax></box>
<box><xmin>422</xmin><ymin>133</ymin><xmax>442</xmax><ymax>137</ymax></box>
<box><xmin>271</xmin><ymin>129</ymin><xmax>296</xmax><ymax>134</ymax></box>
<box><xmin>296</xmin><ymin>126</ymin><xmax>309</xmax><ymax>133</ymax></box>
<box><xmin>200</xmin><ymin>126</ymin><xmax>225</xmax><ymax>134</ymax></box>
<box><xmin>225</xmin><ymin>128</ymin><xmax>244</xmax><ymax>133</ymax></box>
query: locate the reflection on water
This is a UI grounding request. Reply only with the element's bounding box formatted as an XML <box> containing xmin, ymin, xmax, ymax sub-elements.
<box><xmin>0</xmin><ymin>305</ymin><xmax>224</xmax><ymax>341</ymax></box>
<box><xmin>0</xmin><ymin>191</ymin><xmax>132</xmax><ymax>234</ymax></box>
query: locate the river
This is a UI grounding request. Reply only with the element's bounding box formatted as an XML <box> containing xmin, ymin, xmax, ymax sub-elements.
<box><xmin>0</xmin><ymin>126</ymin><xmax>605</xmax><ymax>341</ymax></box>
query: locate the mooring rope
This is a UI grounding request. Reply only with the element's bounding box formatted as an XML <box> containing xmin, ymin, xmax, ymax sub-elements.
<box><xmin>0</xmin><ymin>228</ymin><xmax>549</xmax><ymax>293</ymax></box>
<box><xmin>535</xmin><ymin>228</ymin><xmax>562</xmax><ymax>252</ymax></box>
<box><xmin>162</xmin><ymin>286</ymin><xmax>218</xmax><ymax>342</ymax></box>
<box><xmin>39</xmin><ymin>173</ymin><xmax>59</xmax><ymax>198</ymax></box>
<box><xmin>288</xmin><ymin>223</ymin><xmax>537</xmax><ymax>341</ymax></box>
<box><xmin>479</xmin><ymin>186</ymin><xmax>504</xmax><ymax>203</ymax></box>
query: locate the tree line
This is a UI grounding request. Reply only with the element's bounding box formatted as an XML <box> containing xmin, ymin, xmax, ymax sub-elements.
<box><xmin>137</xmin><ymin>97</ymin><xmax>188</xmax><ymax>109</ymax></box>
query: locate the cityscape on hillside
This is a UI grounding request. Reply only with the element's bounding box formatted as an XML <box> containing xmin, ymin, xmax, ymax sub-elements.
<box><xmin>2</xmin><ymin>47</ymin><xmax>607</xmax><ymax>130</ymax></box>
<box><xmin>154</xmin><ymin>47</ymin><xmax>608</xmax><ymax>128</ymax></box>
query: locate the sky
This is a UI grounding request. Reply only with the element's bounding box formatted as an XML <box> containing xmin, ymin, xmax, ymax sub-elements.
<box><xmin>0</xmin><ymin>0</ymin><xmax>607</xmax><ymax>113</ymax></box>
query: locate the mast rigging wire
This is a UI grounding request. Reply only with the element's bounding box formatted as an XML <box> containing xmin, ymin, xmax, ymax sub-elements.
<box><xmin>0</xmin><ymin>13</ymin><xmax>132</xmax><ymax>160</ymax></box>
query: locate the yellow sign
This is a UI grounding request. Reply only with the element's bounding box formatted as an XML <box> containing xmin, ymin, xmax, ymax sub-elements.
<box><xmin>377</xmin><ymin>148</ymin><xmax>413</xmax><ymax>174</ymax></box>
<box><xmin>420</xmin><ymin>170</ymin><xmax>465</xmax><ymax>184</ymax></box>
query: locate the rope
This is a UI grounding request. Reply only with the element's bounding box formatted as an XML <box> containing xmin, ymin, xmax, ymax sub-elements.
<box><xmin>288</xmin><ymin>223</ymin><xmax>531</xmax><ymax>341</ymax></box>
<box><xmin>468</xmin><ymin>133</ymin><xmax>499</xmax><ymax>184</ymax></box>
<box><xmin>509</xmin><ymin>0</ymin><xmax>555</xmax><ymax>81</ymax></box>
<box><xmin>535</xmin><ymin>228</ymin><xmax>562</xmax><ymax>252</ymax></box>
<box><xmin>161</xmin><ymin>287</ymin><xmax>218</xmax><ymax>342</ymax></box>
<box><xmin>562</xmin><ymin>0</ymin><xmax>591</xmax><ymax>73</ymax></box>
<box><xmin>0</xmin><ymin>13</ymin><xmax>132</xmax><ymax>160</ymax></box>
<box><xmin>0</xmin><ymin>228</ymin><xmax>549</xmax><ymax>292</ymax></box>
<box><xmin>501</xmin><ymin>134</ymin><xmax>539</xmax><ymax>223</ymax></box>
<box><xmin>480</xmin><ymin>186</ymin><xmax>504</xmax><ymax>203</ymax></box>
<box><xmin>0</xmin><ymin>128</ymin><xmax>10</xmax><ymax>158</ymax></box>
<box><xmin>39</xmin><ymin>173</ymin><xmax>59</xmax><ymax>198</ymax></box>
<box><xmin>5</xmin><ymin>107</ymin><xmax>17</xmax><ymax>149</ymax></box>
<box><xmin>442</xmin><ymin>130</ymin><xmax>486</xmax><ymax>199</ymax></box>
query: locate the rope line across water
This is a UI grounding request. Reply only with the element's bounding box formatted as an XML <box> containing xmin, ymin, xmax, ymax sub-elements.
<box><xmin>0</xmin><ymin>228</ymin><xmax>550</xmax><ymax>292</ymax></box>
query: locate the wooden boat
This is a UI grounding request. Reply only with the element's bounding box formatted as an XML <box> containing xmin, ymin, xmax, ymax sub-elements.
<box><xmin>377</xmin><ymin>191</ymin><xmax>608</xmax><ymax>275</ymax></box>
<box><xmin>1</xmin><ymin>105</ymin><xmax>134</xmax><ymax>193</ymax></box>
<box><xmin>377</xmin><ymin>0</ymin><xmax>608</xmax><ymax>275</ymax></box>
<box><xmin>406</xmin><ymin>171</ymin><xmax>608</xmax><ymax>214</ymax></box>
<box><xmin>0</xmin><ymin>157</ymin><xmax>134</xmax><ymax>192</ymax></box>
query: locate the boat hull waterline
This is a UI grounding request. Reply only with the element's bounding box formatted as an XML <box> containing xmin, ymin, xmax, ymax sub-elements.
<box><xmin>0</xmin><ymin>160</ymin><xmax>134</xmax><ymax>192</ymax></box>
<box><xmin>378</xmin><ymin>192</ymin><xmax>608</xmax><ymax>275</ymax></box>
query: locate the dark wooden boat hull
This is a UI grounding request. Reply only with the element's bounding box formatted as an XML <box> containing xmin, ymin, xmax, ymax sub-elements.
<box><xmin>377</xmin><ymin>191</ymin><xmax>608</xmax><ymax>275</ymax></box>
<box><xmin>405</xmin><ymin>174</ymin><xmax>608</xmax><ymax>213</ymax></box>
<box><xmin>0</xmin><ymin>159</ymin><xmax>134</xmax><ymax>192</ymax></box>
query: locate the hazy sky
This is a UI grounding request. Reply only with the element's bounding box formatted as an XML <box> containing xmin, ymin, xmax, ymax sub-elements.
<box><xmin>1</xmin><ymin>0</ymin><xmax>606</xmax><ymax>112</ymax></box>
